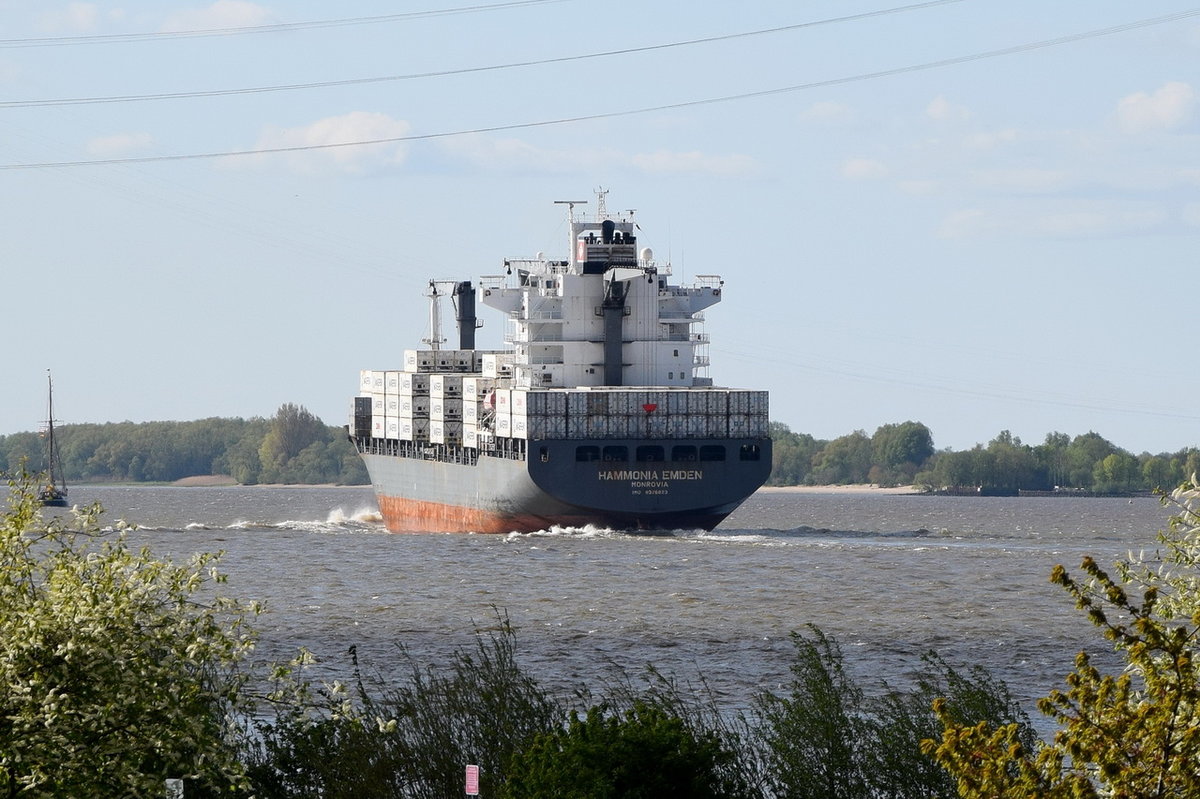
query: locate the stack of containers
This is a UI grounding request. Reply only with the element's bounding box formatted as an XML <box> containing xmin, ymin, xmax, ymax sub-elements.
<box><xmin>461</xmin><ymin>376</ymin><xmax>496</xmax><ymax>449</ymax></box>
<box><xmin>493</xmin><ymin>388</ymin><xmax>512</xmax><ymax>438</ymax></box>
<box><xmin>523</xmin><ymin>390</ymin><xmax>567</xmax><ymax>439</ymax></box>
<box><xmin>398</xmin><ymin>367</ymin><xmax>430</xmax><ymax>443</ymax></box>
<box><xmin>430</xmin><ymin>374</ymin><xmax>463</xmax><ymax>444</ymax></box>
<box><xmin>358</xmin><ymin>370</ymin><xmax>387</xmax><ymax>439</ymax></box>
<box><xmin>482</xmin><ymin>352</ymin><xmax>515</xmax><ymax>378</ymax></box>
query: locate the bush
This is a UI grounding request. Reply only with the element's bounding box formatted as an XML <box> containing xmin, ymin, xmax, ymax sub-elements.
<box><xmin>0</xmin><ymin>471</ymin><xmax>261</xmax><ymax>797</ymax></box>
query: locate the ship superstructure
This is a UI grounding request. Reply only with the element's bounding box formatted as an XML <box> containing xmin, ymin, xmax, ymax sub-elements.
<box><xmin>350</xmin><ymin>191</ymin><xmax>771</xmax><ymax>533</ymax></box>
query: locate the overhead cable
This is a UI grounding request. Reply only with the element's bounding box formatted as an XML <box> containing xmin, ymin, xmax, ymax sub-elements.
<box><xmin>2</xmin><ymin>9</ymin><xmax>1197</xmax><ymax>171</ymax></box>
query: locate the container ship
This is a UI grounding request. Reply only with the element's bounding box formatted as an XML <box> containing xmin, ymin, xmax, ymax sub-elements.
<box><xmin>350</xmin><ymin>191</ymin><xmax>771</xmax><ymax>533</ymax></box>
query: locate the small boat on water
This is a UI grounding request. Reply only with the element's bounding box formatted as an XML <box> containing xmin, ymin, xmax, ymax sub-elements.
<box><xmin>38</xmin><ymin>372</ymin><xmax>68</xmax><ymax>508</ymax></box>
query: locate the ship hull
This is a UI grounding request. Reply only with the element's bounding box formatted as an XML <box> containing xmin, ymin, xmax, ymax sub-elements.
<box><xmin>361</xmin><ymin>436</ymin><xmax>770</xmax><ymax>533</ymax></box>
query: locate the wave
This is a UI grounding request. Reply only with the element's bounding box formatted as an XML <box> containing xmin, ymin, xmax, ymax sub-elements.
<box><xmin>122</xmin><ymin>506</ymin><xmax>387</xmax><ymax>536</ymax></box>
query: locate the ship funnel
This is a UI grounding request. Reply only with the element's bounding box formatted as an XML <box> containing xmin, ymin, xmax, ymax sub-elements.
<box><xmin>602</xmin><ymin>219</ymin><xmax>615</xmax><ymax>244</ymax></box>
<box><xmin>454</xmin><ymin>281</ymin><xmax>477</xmax><ymax>350</ymax></box>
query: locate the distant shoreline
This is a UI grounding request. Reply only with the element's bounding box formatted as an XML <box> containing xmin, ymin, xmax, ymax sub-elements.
<box><xmin>164</xmin><ymin>476</ymin><xmax>919</xmax><ymax>494</ymax></box>
<box><xmin>758</xmin><ymin>484</ymin><xmax>918</xmax><ymax>495</ymax></box>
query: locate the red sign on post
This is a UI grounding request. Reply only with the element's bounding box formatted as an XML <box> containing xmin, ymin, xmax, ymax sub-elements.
<box><xmin>465</xmin><ymin>764</ymin><xmax>480</xmax><ymax>796</ymax></box>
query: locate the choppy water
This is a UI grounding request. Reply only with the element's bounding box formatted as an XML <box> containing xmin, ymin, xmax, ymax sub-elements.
<box><xmin>62</xmin><ymin>485</ymin><xmax>1172</xmax><ymax>718</ymax></box>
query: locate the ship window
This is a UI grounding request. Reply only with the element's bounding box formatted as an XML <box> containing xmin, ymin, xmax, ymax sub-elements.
<box><xmin>673</xmin><ymin>349</ymin><xmax>679</xmax><ymax>357</ymax></box>
<box><xmin>739</xmin><ymin>444</ymin><xmax>761</xmax><ymax>461</ymax></box>
<box><xmin>668</xmin><ymin>372</ymin><xmax>674</xmax><ymax>380</ymax></box>
<box><xmin>576</xmin><ymin>446</ymin><xmax>599</xmax><ymax>462</ymax></box>
<box><xmin>636</xmin><ymin>445</ymin><xmax>664</xmax><ymax>462</ymax></box>
<box><xmin>671</xmin><ymin>445</ymin><xmax>697</xmax><ymax>462</ymax></box>
<box><xmin>699</xmin><ymin>445</ymin><xmax>726</xmax><ymax>462</ymax></box>
<box><xmin>602</xmin><ymin>445</ymin><xmax>628</xmax><ymax>462</ymax></box>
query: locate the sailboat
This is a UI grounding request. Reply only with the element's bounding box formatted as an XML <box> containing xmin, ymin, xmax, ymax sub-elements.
<box><xmin>38</xmin><ymin>372</ymin><xmax>68</xmax><ymax>507</ymax></box>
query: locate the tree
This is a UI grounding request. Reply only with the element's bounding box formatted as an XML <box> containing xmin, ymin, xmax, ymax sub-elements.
<box><xmin>768</xmin><ymin>423</ymin><xmax>824</xmax><ymax>486</ymax></box>
<box><xmin>871</xmin><ymin>421</ymin><xmax>934</xmax><ymax>485</ymax></box>
<box><xmin>503</xmin><ymin>702</ymin><xmax>743</xmax><ymax>799</ymax></box>
<box><xmin>809</xmin><ymin>431</ymin><xmax>873</xmax><ymax>485</ymax></box>
<box><xmin>1064</xmin><ymin>432</ymin><xmax>1119</xmax><ymax>489</ymax></box>
<box><xmin>0</xmin><ymin>472</ymin><xmax>262</xmax><ymax>797</ymax></box>
<box><xmin>925</xmin><ymin>477</ymin><xmax>1200</xmax><ymax>797</ymax></box>
<box><xmin>258</xmin><ymin>404</ymin><xmax>331</xmax><ymax>483</ymax></box>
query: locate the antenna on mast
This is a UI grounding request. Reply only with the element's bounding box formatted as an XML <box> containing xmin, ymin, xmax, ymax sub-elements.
<box><xmin>594</xmin><ymin>186</ymin><xmax>609</xmax><ymax>220</ymax></box>
<box><xmin>554</xmin><ymin>199</ymin><xmax>588</xmax><ymax>225</ymax></box>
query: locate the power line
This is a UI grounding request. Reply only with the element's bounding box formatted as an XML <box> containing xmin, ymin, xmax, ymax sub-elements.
<box><xmin>2</xmin><ymin>8</ymin><xmax>1196</xmax><ymax>171</ymax></box>
<box><xmin>1</xmin><ymin>1</ymin><xmax>964</xmax><ymax>108</ymax></box>
<box><xmin>0</xmin><ymin>0</ymin><xmax>569</xmax><ymax>48</ymax></box>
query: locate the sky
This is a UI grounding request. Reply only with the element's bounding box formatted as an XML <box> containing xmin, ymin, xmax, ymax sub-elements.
<box><xmin>1</xmin><ymin>0</ymin><xmax>1198</xmax><ymax>455</ymax></box>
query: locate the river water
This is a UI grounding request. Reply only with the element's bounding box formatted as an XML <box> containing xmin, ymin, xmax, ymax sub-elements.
<box><xmin>60</xmin><ymin>485</ymin><xmax>1173</xmax><ymax>721</ymax></box>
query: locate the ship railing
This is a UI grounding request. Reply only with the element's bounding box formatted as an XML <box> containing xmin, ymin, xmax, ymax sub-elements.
<box><xmin>693</xmin><ymin>355</ymin><xmax>711</xmax><ymax>367</ymax></box>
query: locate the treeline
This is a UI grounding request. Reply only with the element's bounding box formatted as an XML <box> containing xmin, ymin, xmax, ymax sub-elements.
<box><xmin>0</xmin><ymin>403</ymin><xmax>367</xmax><ymax>486</ymax></box>
<box><xmin>770</xmin><ymin>421</ymin><xmax>1200</xmax><ymax>494</ymax></box>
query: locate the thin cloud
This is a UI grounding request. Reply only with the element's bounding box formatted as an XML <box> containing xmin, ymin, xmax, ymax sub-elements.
<box><xmin>441</xmin><ymin>135</ymin><xmax>756</xmax><ymax>177</ymax></box>
<box><xmin>39</xmin><ymin>2</ymin><xmax>99</xmax><ymax>32</ymax></box>
<box><xmin>631</xmin><ymin>150</ymin><xmax>757</xmax><ymax>177</ymax></box>
<box><xmin>240</xmin><ymin>112</ymin><xmax>411</xmax><ymax>174</ymax></box>
<box><xmin>842</xmin><ymin>158</ymin><xmax>889</xmax><ymax>180</ymax></box>
<box><xmin>160</xmin><ymin>1</ymin><xmax>272</xmax><ymax>33</ymax></box>
<box><xmin>926</xmin><ymin>95</ymin><xmax>970</xmax><ymax>122</ymax></box>
<box><xmin>1115</xmin><ymin>81</ymin><xmax>1196</xmax><ymax>133</ymax></box>
<box><xmin>86</xmin><ymin>132</ymin><xmax>154</xmax><ymax>156</ymax></box>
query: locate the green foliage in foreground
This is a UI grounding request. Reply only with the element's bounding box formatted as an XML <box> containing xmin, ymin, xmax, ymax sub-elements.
<box><xmin>0</xmin><ymin>472</ymin><xmax>264</xmax><ymax>797</ymax></box>
<box><xmin>243</xmin><ymin>615</ymin><xmax>1031</xmax><ymax>799</ymax></box>
<box><xmin>9</xmin><ymin>468</ymin><xmax>1200</xmax><ymax>797</ymax></box>
<box><xmin>926</xmin><ymin>479</ymin><xmax>1200</xmax><ymax>797</ymax></box>
<box><xmin>0</xmin><ymin>403</ymin><xmax>367</xmax><ymax>485</ymax></box>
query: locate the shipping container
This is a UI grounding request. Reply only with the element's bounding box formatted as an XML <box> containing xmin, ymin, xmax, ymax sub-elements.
<box><xmin>385</xmin><ymin>371</ymin><xmax>401</xmax><ymax>394</ymax></box>
<box><xmin>370</xmin><ymin>393</ymin><xmax>386</xmax><ymax>416</ymax></box>
<box><xmin>462</xmin><ymin>377</ymin><xmax>496</xmax><ymax>401</ymax></box>
<box><xmin>463</xmin><ymin>402</ymin><xmax>480</xmax><ymax>424</ymax></box>
<box><xmin>748</xmin><ymin>416</ymin><xmax>769</xmax><ymax>438</ymax></box>
<box><xmin>495</xmin><ymin>413</ymin><xmax>512</xmax><ymax>438</ymax></box>
<box><xmin>360</xmin><ymin>370</ymin><xmax>385</xmax><ymax>394</ymax></box>
<box><xmin>647</xmin><ymin>413</ymin><xmax>670</xmax><ymax>439</ymax></box>
<box><xmin>586</xmin><ymin>392</ymin><xmax>608</xmax><ymax>416</ymax></box>
<box><xmin>728</xmin><ymin>415</ymin><xmax>750</xmax><ymax>437</ymax></box>
<box><xmin>511</xmin><ymin>415</ymin><xmax>528</xmax><ymax>440</ymax></box>
<box><xmin>566</xmin><ymin>391</ymin><xmax>588</xmax><ymax>416</ymax></box>
<box><xmin>667</xmin><ymin>390</ymin><xmax>690</xmax><ymax>415</ymax></box>
<box><xmin>385</xmin><ymin>417</ymin><xmax>400</xmax><ymax>440</ymax></box>
<box><xmin>399</xmin><ymin>373</ymin><xmax>430</xmax><ymax>395</ymax></box>
<box><xmin>494</xmin><ymin>389</ymin><xmax>512</xmax><ymax>413</ymax></box>
<box><xmin>566</xmin><ymin>415</ymin><xmax>588</xmax><ymax>438</ymax></box>
<box><xmin>371</xmin><ymin>416</ymin><xmax>386</xmax><ymax>438</ymax></box>
<box><xmin>511</xmin><ymin>389</ymin><xmax>527</xmax><ymax>415</ymax></box>
<box><xmin>526</xmin><ymin>415</ymin><xmax>567</xmax><ymax>439</ymax></box>
<box><xmin>431</xmin><ymin>399</ymin><xmax>463</xmax><ymax>421</ymax></box>
<box><xmin>430</xmin><ymin>421</ymin><xmax>463</xmax><ymax>444</ymax></box>
<box><xmin>403</xmin><ymin>350</ymin><xmax>437</xmax><ymax>372</ymax></box>
<box><xmin>687</xmin><ymin>392</ymin><xmax>710</xmax><ymax>415</ymax></box>
<box><xmin>399</xmin><ymin>396</ymin><xmax>430</xmax><ymax>418</ymax></box>
<box><xmin>482</xmin><ymin>352</ymin><xmax>515</xmax><ymax>378</ymax></box>
<box><xmin>586</xmin><ymin>415</ymin><xmax>608</xmax><ymax>438</ymax></box>
<box><xmin>430</xmin><ymin>374</ymin><xmax>463</xmax><ymax>398</ymax></box>
<box><xmin>463</xmin><ymin>424</ymin><xmax>478</xmax><ymax>449</ymax></box>
<box><xmin>399</xmin><ymin>418</ymin><xmax>430</xmax><ymax>441</ymax></box>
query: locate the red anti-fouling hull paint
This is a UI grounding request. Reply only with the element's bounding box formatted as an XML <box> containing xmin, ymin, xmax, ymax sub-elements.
<box><xmin>376</xmin><ymin>494</ymin><xmax>549</xmax><ymax>534</ymax></box>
